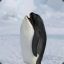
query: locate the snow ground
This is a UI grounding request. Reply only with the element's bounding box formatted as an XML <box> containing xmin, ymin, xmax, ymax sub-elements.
<box><xmin>0</xmin><ymin>0</ymin><xmax>64</xmax><ymax>64</ymax></box>
<box><xmin>0</xmin><ymin>35</ymin><xmax>64</xmax><ymax>64</ymax></box>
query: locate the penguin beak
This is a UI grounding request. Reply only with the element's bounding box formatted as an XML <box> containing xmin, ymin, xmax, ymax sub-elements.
<box><xmin>26</xmin><ymin>12</ymin><xmax>35</xmax><ymax>21</ymax></box>
<box><xmin>26</xmin><ymin>16</ymin><xmax>31</xmax><ymax>23</ymax></box>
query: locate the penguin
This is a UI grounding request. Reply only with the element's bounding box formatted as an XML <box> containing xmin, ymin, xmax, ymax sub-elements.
<box><xmin>20</xmin><ymin>12</ymin><xmax>47</xmax><ymax>64</ymax></box>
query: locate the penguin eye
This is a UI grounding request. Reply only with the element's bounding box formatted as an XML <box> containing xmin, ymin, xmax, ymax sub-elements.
<box><xmin>0</xmin><ymin>0</ymin><xmax>1</xmax><ymax>2</ymax></box>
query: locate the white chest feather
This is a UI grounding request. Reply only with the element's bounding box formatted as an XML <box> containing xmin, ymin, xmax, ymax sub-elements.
<box><xmin>20</xmin><ymin>16</ymin><xmax>38</xmax><ymax>64</ymax></box>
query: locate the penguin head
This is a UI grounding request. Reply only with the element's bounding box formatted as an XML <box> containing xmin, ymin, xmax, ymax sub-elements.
<box><xmin>27</xmin><ymin>12</ymin><xmax>43</xmax><ymax>29</ymax></box>
<box><xmin>28</xmin><ymin>12</ymin><xmax>39</xmax><ymax>25</ymax></box>
<box><xmin>29</xmin><ymin>12</ymin><xmax>37</xmax><ymax>25</ymax></box>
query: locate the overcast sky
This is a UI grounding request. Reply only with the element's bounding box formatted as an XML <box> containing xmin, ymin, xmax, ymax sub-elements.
<box><xmin>34</xmin><ymin>0</ymin><xmax>64</xmax><ymax>12</ymax></box>
<box><xmin>0</xmin><ymin>0</ymin><xmax>64</xmax><ymax>35</ymax></box>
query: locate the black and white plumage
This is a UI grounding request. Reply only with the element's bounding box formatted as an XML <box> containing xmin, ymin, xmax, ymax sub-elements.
<box><xmin>20</xmin><ymin>12</ymin><xmax>47</xmax><ymax>64</ymax></box>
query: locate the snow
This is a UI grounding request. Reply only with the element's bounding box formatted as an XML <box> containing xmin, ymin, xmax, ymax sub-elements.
<box><xmin>0</xmin><ymin>35</ymin><xmax>23</xmax><ymax>64</ymax></box>
<box><xmin>0</xmin><ymin>0</ymin><xmax>64</xmax><ymax>64</ymax></box>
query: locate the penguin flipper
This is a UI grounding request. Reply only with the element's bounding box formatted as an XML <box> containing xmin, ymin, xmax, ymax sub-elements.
<box><xmin>32</xmin><ymin>32</ymin><xmax>39</xmax><ymax>57</ymax></box>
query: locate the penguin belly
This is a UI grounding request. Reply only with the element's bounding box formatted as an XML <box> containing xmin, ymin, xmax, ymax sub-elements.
<box><xmin>20</xmin><ymin>16</ymin><xmax>38</xmax><ymax>64</ymax></box>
